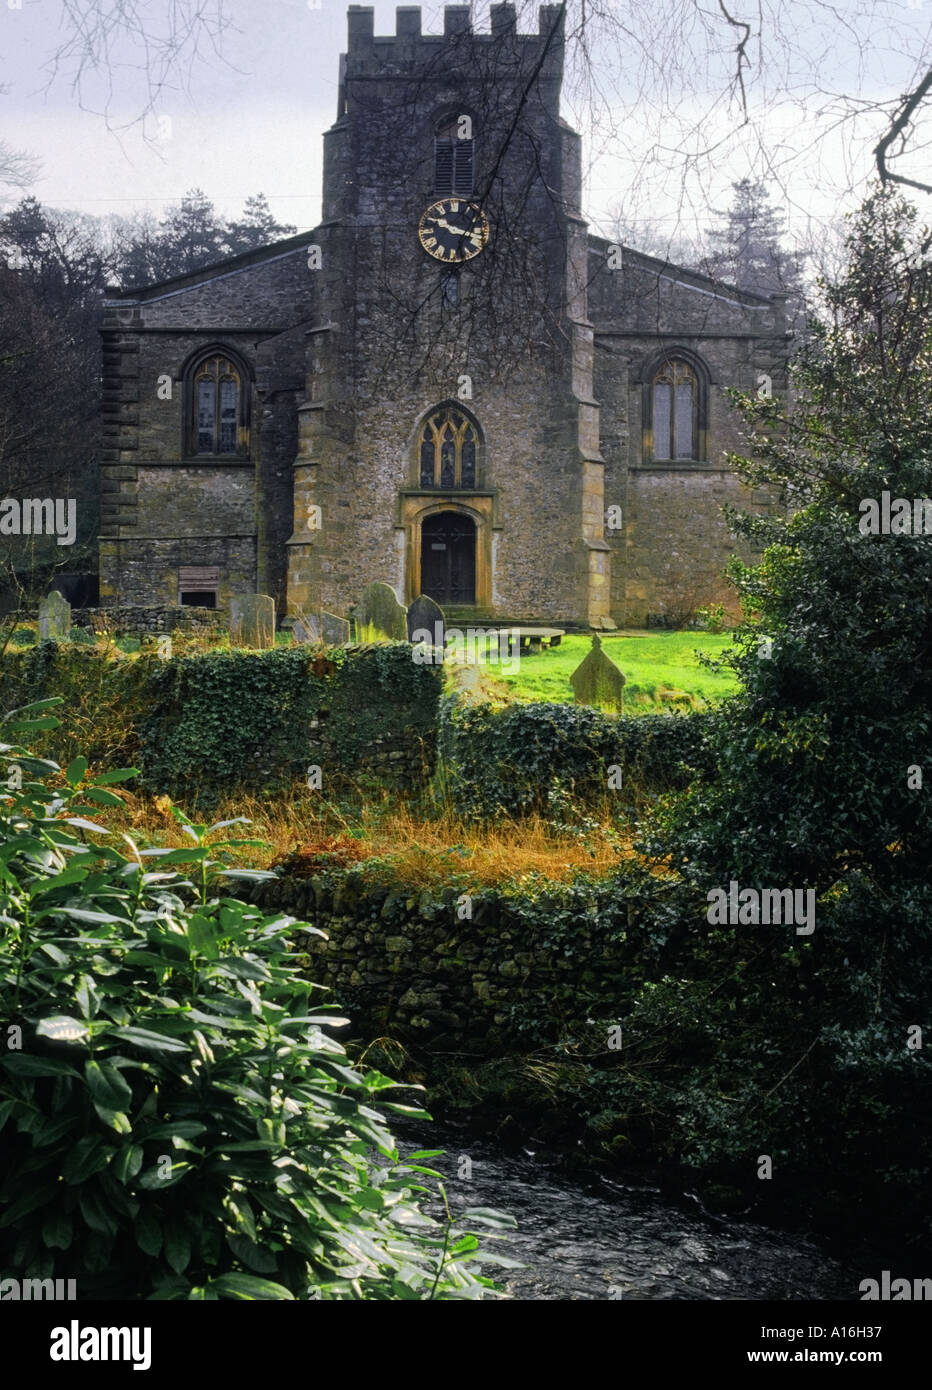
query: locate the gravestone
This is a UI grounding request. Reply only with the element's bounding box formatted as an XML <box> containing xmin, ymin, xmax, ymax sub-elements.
<box><xmin>291</xmin><ymin>611</ymin><xmax>351</xmax><ymax>646</ymax></box>
<box><xmin>292</xmin><ymin>614</ymin><xmax>322</xmax><ymax>644</ymax></box>
<box><xmin>230</xmin><ymin>593</ymin><xmax>275</xmax><ymax>650</ymax></box>
<box><xmin>355</xmin><ymin>582</ymin><xmax>407</xmax><ymax>642</ymax></box>
<box><xmin>38</xmin><ymin>590</ymin><xmax>71</xmax><ymax>641</ymax></box>
<box><xmin>406</xmin><ymin>594</ymin><xmax>445</xmax><ymax>650</ymax></box>
<box><xmin>569</xmin><ymin>633</ymin><xmax>626</xmax><ymax>712</ymax></box>
<box><xmin>320</xmin><ymin>611</ymin><xmax>351</xmax><ymax>645</ymax></box>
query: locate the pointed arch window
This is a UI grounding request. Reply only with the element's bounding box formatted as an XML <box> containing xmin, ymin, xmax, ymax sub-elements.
<box><xmin>644</xmin><ymin>354</ymin><xmax>708</xmax><ymax>462</ymax></box>
<box><xmin>186</xmin><ymin>351</ymin><xmax>249</xmax><ymax>457</ymax></box>
<box><xmin>417</xmin><ymin>407</ymin><xmax>480</xmax><ymax>488</ymax></box>
<box><xmin>434</xmin><ymin>116</ymin><xmax>474</xmax><ymax>197</ymax></box>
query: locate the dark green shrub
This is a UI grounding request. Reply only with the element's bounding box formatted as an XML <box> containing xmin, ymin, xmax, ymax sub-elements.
<box><xmin>438</xmin><ymin>696</ymin><xmax>716</xmax><ymax>820</ymax></box>
<box><xmin>0</xmin><ymin>701</ymin><xmax>513</xmax><ymax>1299</ymax></box>
<box><xmin>138</xmin><ymin>643</ymin><xmax>442</xmax><ymax>804</ymax></box>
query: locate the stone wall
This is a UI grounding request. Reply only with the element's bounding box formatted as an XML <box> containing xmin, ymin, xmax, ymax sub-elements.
<box><xmin>588</xmin><ymin>239</ymin><xmax>788</xmax><ymax>626</ymax></box>
<box><xmin>250</xmin><ymin>871</ymin><xmax>633</xmax><ymax>1050</ymax></box>
<box><xmin>72</xmin><ymin>604</ymin><xmax>226</xmax><ymax>638</ymax></box>
<box><xmin>99</xmin><ymin>237</ymin><xmax>318</xmax><ymax>614</ymax></box>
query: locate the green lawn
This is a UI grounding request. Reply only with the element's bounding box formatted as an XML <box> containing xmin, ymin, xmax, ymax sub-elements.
<box><xmin>481</xmin><ymin>630</ymin><xmax>740</xmax><ymax>710</ymax></box>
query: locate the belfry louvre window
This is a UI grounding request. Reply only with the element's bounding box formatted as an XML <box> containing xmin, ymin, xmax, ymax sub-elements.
<box><xmin>418</xmin><ymin>408</ymin><xmax>479</xmax><ymax>488</ymax></box>
<box><xmin>188</xmin><ymin>353</ymin><xmax>247</xmax><ymax>456</ymax></box>
<box><xmin>434</xmin><ymin>118</ymin><xmax>474</xmax><ymax>197</ymax></box>
<box><xmin>651</xmin><ymin>359</ymin><xmax>698</xmax><ymax>460</ymax></box>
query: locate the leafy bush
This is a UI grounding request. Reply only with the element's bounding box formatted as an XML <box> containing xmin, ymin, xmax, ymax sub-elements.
<box><xmin>438</xmin><ymin>696</ymin><xmax>717</xmax><ymax>820</ymax></box>
<box><xmin>138</xmin><ymin>643</ymin><xmax>442</xmax><ymax>805</ymax></box>
<box><xmin>0</xmin><ymin>642</ymin><xmax>443</xmax><ymax>806</ymax></box>
<box><xmin>0</xmin><ymin>701</ymin><xmax>513</xmax><ymax>1299</ymax></box>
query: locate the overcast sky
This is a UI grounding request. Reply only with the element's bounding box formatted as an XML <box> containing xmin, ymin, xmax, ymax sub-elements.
<box><xmin>2</xmin><ymin>1</ymin><xmax>932</xmax><ymax>254</ymax></box>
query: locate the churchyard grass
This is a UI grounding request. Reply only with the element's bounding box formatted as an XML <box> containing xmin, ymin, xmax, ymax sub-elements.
<box><xmin>481</xmin><ymin>630</ymin><xmax>739</xmax><ymax>708</ymax></box>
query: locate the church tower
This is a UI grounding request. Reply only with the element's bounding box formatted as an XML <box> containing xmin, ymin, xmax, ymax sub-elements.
<box><xmin>286</xmin><ymin>4</ymin><xmax>610</xmax><ymax>625</ymax></box>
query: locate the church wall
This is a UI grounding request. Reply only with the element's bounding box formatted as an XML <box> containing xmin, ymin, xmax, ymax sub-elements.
<box><xmin>100</xmin><ymin>244</ymin><xmax>317</xmax><ymax>611</ymax></box>
<box><xmin>588</xmin><ymin>243</ymin><xmax>788</xmax><ymax>625</ymax></box>
<box><xmin>296</xmin><ymin>7</ymin><xmax>591</xmax><ymax>622</ymax></box>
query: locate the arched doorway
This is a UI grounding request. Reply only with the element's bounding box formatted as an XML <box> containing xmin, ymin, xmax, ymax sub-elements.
<box><xmin>420</xmin><ymin>512</ymin><xmax>476</xmax><ymax>605</ymax></box>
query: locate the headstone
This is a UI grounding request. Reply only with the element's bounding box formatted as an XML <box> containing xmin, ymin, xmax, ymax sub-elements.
<box><xmin>38</xmin><ymin>590</ymin><xmax>71</xmax><ymax>641</ymax></box>
<box><xmin>569</xmin><ymin>634</ymin><xmax>626</xmax><ymax>712</ymax></box>
<box><xmin>320</xmin><ymin>611</ymin><xmax>351</xmax><ymax>645</ymax></box>
<box><xmin>230</xmin><ymin>593</ymin><xmax>275</xmax><ymax>650</ymax></box>
<box><xmin>355</xmin><ymin>582</ymin><xmax>407</xmax><ymax>642</ymax></box>
<box><xmin>292</xmin><ymin>614</ymin><xmax>322</xmax><ymax>644</ymax></box>
<box><xmin>406</xmin><ymin>593</ymin><xmax>445</xmax><ymax>650</ymax></box>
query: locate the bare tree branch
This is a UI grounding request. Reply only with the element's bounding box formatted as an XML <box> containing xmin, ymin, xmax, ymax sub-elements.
<box><xmin>874</xmin><ymin>67</ymin><xmax>932</xmax><ymax>195</ymax></box>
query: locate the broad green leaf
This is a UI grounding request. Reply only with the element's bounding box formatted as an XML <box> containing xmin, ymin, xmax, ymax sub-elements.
<box><xmin>36</xmin><ymin>1014</ymin><xmax>89</xmax><ymax>1045</ymax></box>
<box><xmin>207</xmin><ymin>1273</ymin><xmax>294</xmax><ymax>1301</ymax></box>
<box><xmin>62</xmin><ymin>1135</ymin><xmax>112</xmax><ymax>1184</ymax></box>
<box><xmin>89</xmin><ymin>768</ymin><xmax>139</xmax><ymax>786</ymax></box>
<box><xmin>42</xmin><ymin>1211</ymin><xmax>73</xmax><ymax>1250</ymax></box>
<box><xmin>163</xmin><ymin>1220</ymin><xmax>191</xmax><ymax>1273</ymax></box>
<box><xmin>64</xmin><ymin>819</ymin><xmax>110</xmax><ymax>835</ymax></box>
<box><xmin>4</xmin><ymin>1051</ymin><xmax>82</xmax><ymax>1077</ymax></box>
<box><xmin>135</xmin><ymin>1206</ymin><xmax>162</xmax><ymax>1257</ymax></box>
<box><xmin>81</xmin><ymin>788</ymin><xmax>126</xmax><ymax>808</ymax></box>
<box><xmin>85</xmin><ymin>1060</ymin><xmax>133</xmax><ymax>1112</ymax></box>
<box><xmin>111</xmin><ymin>1144</ymin><xmax>144</xmax><ymax>1184</ymax></box>
<box><xmin>65</xmin><ymin>756</ymin><xmax>88</xmax><ymax>785</ymax></box>
<box><xmin>226</xmin><ymin>1233</ymin><xmax>278</xmax><ymax>1273</ymax></box>
<box><xmin>455</xmin><ymin>1207</ymin><xmax>518</xmax><ymax>1230</ymax></box>
<box><xmin>113</xmin><ymin>1026</ymin><xmax>189</xmax><ymax>1054</ymax></box>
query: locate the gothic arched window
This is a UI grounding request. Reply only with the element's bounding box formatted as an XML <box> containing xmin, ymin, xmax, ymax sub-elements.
<box><xmin>434</xmin><ymin>116</ymin><xmax>474</xmax><ymax>197</ymax></box>
<box><xmin>186</xmin><ymin>351</ymin><xmax>249</xmax><ymax>457</ymax></box>
<box><xmin>417</xmin><ymin>407</ymin><xmax>480</xmax><ymax>488</ymax></box>
<box><xmin>644</xmin><ymin>354</ymin><xmax>708</xmax><ymax>462</ymax></box>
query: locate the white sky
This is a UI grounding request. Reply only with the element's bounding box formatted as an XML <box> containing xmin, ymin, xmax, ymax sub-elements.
<box><xmin>2</xmin><ymin>1</ymin><xmax>932</xmax><ymax>252</ymax></box>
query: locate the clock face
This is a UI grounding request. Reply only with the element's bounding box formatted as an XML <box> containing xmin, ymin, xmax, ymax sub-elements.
<box><xmin>418</xmin><ymin>199</ymin><xmax>489</xmax><ymax>263</ymax></box>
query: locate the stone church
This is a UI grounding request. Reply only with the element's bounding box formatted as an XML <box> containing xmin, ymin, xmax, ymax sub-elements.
<box><xmin>99</xmin><ymin>4</ymin><xmax>788</xmax><ymax>629</ymax></box>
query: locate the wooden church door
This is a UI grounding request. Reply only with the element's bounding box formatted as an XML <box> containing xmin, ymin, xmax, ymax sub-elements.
<box><xmin>420</xmin><ymin>512</ymin><xmax>476</xmax><ymax>605</ymax></box>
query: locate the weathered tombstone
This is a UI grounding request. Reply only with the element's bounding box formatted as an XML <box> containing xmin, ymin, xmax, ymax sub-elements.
<box><xmin>292</xmin><ymin>614</ymin><xmax>322</xmax><ymax>644</ymax></box>
<box><xmin>38</xmin><ymin>590</ymin><xmax>71</xmax><ymax>641</ymax></box>
<box><xmin>230</xmin><ymin>593</ymin><xmax>275</xmax><ymax>650</ymax></box>
<box><xmin>569</xmin><ymin>633</ymin><xmax>626</xmax><ymax>712</ymax></box>
<box><xmin>355</xmin><ymin>582</ymin><xmax>407</xmax><ymax>642</ymax></box>
<box><xmin>407</xmin><ymin>593</ymin><xmax>445</xmax><ymax>649</ymax></box>
<box><xmin>319</xmin><ymin>610</ymin><xmax>351</xmax><ymax>646</ymax></box>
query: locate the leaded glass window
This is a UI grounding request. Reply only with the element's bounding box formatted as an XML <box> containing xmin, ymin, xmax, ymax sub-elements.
<box><xmin>190</xmin><ymin>354</ymin><xmax>244</xmax><ymax>456</ymax></box>
<box><xmin>651</xmin><ymin>360</ymin><xmax>698</xmax><ymax>460</ymax></box>
<box><xmin>416</xmin><ymin>408</ymin><xmax>480</xmax><ymax>489</ymax></box>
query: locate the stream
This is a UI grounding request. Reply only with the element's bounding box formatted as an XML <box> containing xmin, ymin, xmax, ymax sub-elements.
<box><xmin>396</xmin><ymin>1122</ymin><xmax>863</xmax><ymax>1301</ymax></box>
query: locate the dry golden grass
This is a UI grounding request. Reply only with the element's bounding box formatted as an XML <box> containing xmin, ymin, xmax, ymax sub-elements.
<box><xmin>86</xmin><ymin>782</ymin><xmax>634</xmax><ymax>891</ymax></box>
